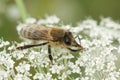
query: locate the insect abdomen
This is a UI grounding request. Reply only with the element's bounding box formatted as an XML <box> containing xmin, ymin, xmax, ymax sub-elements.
<box><xmin>20</xmin><ymin>27</ymin><xmax>37</xmax><ymax>40</ymax></box>
<box><xmin>19</xmin><ymin>25</ymin><xmax>49</xmax><ymax>40</ymax></box>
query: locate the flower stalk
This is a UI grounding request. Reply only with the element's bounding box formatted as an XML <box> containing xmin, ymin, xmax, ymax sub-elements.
<box><xmin>15</xmin><ymin>0</ymin><xmax>27</xmax><ymax>22</ymax></box>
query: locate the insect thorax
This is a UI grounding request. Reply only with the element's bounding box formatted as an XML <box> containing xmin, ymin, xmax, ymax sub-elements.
<box><xmin>50</xmin><ymin>28</ymin><xmax>65</xmax><ymax>41</ymax></box>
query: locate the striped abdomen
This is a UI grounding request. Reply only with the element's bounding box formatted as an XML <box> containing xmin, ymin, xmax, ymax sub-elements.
<box><xmin>19</xmin><ymin>24</ymin><xmax>52</xmax><ymax>40</ymax></box>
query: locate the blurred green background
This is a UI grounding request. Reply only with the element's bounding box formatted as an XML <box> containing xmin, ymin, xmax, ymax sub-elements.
<box><xmin>0</xmin><ymin>0</ymin><xmax>120</xmax><ymax>42</ymax></box>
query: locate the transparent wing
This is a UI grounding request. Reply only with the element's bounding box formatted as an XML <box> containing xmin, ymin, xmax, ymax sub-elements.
<box><xmin>20</xmin><ymin>24</ymin><xmax>53</xmax><ymax>41</ymax></box>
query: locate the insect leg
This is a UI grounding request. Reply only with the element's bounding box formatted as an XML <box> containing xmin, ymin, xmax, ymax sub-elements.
<box><xmin>67</xmin><ymin>48</ymin><xmax>80</xmax><ymax>52</ymax></box>
<box><xmin>16</xmin><ymin>42</ymin><xmax>48</xmax><ymax>50</ymax></box>
<box><xmin>48</xmin><ymin>45</ymin><xmax>53</xmax><ymax>64</ymax></box>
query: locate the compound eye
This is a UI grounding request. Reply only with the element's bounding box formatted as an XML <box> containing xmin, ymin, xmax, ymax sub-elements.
<box><xmin>64</xmin><ymin>36</ymin><xmax>71</xmax><ymax>45</ymax></box>
<box><xmin>64</xmin><ymin>32</ymin><xmax>71</xmax><ymax>45</ymax></box>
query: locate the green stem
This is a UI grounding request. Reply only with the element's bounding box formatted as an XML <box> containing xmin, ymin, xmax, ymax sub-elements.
<box><xmin>15</xmin><ymin>0</ymin><xmax>27</xmax><ymax>22</ymax></box>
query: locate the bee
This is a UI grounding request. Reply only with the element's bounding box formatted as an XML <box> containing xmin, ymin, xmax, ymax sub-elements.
<box><xmin>16</xmin><ymin>24</ymin><xmax>84</xmax><ymax>63</ymax></box>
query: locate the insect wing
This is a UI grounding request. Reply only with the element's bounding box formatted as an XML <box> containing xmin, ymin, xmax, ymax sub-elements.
<box><xmin>20</xmin><ymin>25</ymin><xmax>53</xmax><ymax>41</ymax></box>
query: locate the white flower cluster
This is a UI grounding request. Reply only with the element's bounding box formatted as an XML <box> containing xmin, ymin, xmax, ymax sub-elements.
<box><xmin>0</xmin><ymin>16</ymin><xmax>120</xmax><ymax>80</ymax></box>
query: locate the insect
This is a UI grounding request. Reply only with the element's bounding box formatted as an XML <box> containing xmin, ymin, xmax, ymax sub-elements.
<box><xmin>16</xmin><ymin>24</ymin><xmax>84</xmax><ymax>63</ymax></box>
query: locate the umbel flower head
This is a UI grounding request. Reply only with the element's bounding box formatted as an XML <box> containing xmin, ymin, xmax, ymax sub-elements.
<box><xmin>0</xmin><ymin>16</ymin><xmax>120</xmax><ymax>80</ymax></box>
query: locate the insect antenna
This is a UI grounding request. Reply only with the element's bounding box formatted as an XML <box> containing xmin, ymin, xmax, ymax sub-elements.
<box><xmin>75</xmin><ymin>35</ymin><xmax>81</xmax><ymax>45</ymax></box>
